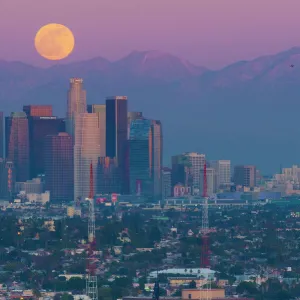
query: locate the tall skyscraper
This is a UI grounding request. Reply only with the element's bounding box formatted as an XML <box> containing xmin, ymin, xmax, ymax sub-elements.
<box><xmin>74</xmin><ymin>113</ymin><xmax>100</xmax><ymax>200</ymax></box>
<box><xmin>45</xmin><ymin>133</ymin><xmax>74</xmax><ymax>202</ymax></box>
<box><xmin>0</xmin><ymin>112</ymin><xmax>3</xmax><ymax>158</ymax></box>
<box><xmin>106</xmin><ymin>96</ymin><xmax>128</xmax><ymax>161</ymax></box>
<box><xmin>129</xmin><ymin>118</ymin><xmax>163</xmax><ymax>200</ymax></box>
<box><xmin>106</xmin><ymin>96</ymin><xmax>128</xmax><ymax>193</ymax></box>
<box><xmin>87</xmin><ymin>104</ymin><xmax>106</xmax><ymax>157</ymax></box>
<box><xmin>210</xmin><ymin>160</ymin><xmax>231</xmax><ymax>190</ymax></box>
<box><xmin>66</xmin><ymin>78</ymin><xmax>87</xmax><ymax>141</ymax></box>
<box><xmin>26</xmin><ymin>116</ymin><xmax>65</xmax><ymax>178</ymax></box>
<box><xmin>127</xmin><ymin>111</ymin><xmax>143</xmax><ymax>138</ymax></box>
<box><xmin>5</xmin><ymin>112</ymin><xmax>30</xmax><ymax>182</ymax></box>
<box><xmin>233</xmin><ymin>165</ymin><xmax>256</xmax><ymax>188</ymax></box>
<box><xmin>23</xmin><ymin>105</ymin><xmax>52</xmax><ymax>117</ymax></box>
<box><xmin>162</xmin><ymin>167</ymin><xmax>172</xmax><ymax>199</ymax></box>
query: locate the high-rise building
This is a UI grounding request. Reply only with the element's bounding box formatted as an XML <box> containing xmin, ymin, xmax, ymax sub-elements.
<box><xmin>0</xmin><ymin>112</ymin><xmax>3</xmax><ymax>158</ymax></box>
<box><xmin>96</xmin><ymin>157</ymin><xmax>121</xmax><ymax>194</ymax></box>
<box><xmin>162</xmin><ymin>167</ymin><xmax>172</xmax><ymax>199</ymax></box>
<box><xmin>87</xmin><ymin>104</ymin><xmax>106</xmax><ymax>157</ymax></box>
<box><xmin>45</xmin><ymin>133</ymin><xmax>74</xmax><ymax>202</ymax></box>
<box><xmin>151</xmin><ymin>120</ymin><xmax>163</xmax><ymax>199</ymax></box>
<box><xmin>23</xmin><ymin>105</ymin><xmax>52</xmax><ymax>117</ymax></box>
<box><xmin>200</xmin><ymin>167</ymin><xmax>216</xmax><ymax>196</ymax></box>
<box><xmin>171</xmin><ymin>155</ymin><xmax>189</xmax><ymax>190</ymax></box>
<box><xmin>185</xmin><ymin>152</ymin><xmax>205</xmax><ymax>190</ymax></box>
<box><xmin>27</xmin><ymin>116</ymin><xmax>65</xmax><ymax>178</ymax></box>
<box><xmin>233</xmin><ymin>165</ymin><xmax>256</xmax><ymax>188</ymax></box>
<box><xmin>256</xmin><ymin>169</ymin><xmax>263</xmax><ymax>186</ymax></box>
<box><xmin>74</xmin><ymin>113</ymin><xmax>100</xmax><ymax>200</ymax></box>
<box><xmin>127</xmin><ymin>111</ymin><xmax>143</xmax><ymax>138</ymax></box>
<box><xmin>66</xmin><ymin>78</ymin><xmax>87</xmax><ymax>141</ymax></box>
<box><xmin>106</xmin><ymin>96</ymin><xmax>128</xmax><ymax>193</ymax></box>
<box><xmin>172</xmin><ymin>152</ymin><xmax>205</xmax><ymax>194</ymax></box>
<box><xmin>5</xmin><ymin>112</ymin><xmax>30</xmax><ymax>182</ymax></box>
<box><xmin>210</xmin><ymin>160</ymin><xmax>231</xmax><ymax>190</ymax></box>
<box><xmin>0</xmin><ymin>158</ymin><xmax>14</xmax><ymax>200</ymax></box>
<box><xmin>23</xmin><ymin>105</ymin><xmax>65</xmax><ymax>178</ymax></box>
<box><xmin>129</xmin><ymin>118</ymin><xmax>163</xmax><ymax>200</ymax></box>
<box><xmin>106</xmin><ymin>96</ymin><xmax>128</xmax><ymax>161</ymax></box>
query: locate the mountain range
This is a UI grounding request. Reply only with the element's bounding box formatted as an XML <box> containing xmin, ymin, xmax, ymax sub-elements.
<box><xmin>2</xmin><ymin>47</ymin><xmax>300</xmax><ymax>173</ymax></box>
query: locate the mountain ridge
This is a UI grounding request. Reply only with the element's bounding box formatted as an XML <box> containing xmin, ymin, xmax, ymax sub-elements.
<box><xmin>1</xmin><ymin>47</ymin><xmax>300</xmax><ymax>173</ymax></box>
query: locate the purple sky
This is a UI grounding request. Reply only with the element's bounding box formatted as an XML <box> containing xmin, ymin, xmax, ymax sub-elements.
<box><xmin>1</xmin><ymin>0</ymin><xmax>300</xmax><ymax>69</ymax></box>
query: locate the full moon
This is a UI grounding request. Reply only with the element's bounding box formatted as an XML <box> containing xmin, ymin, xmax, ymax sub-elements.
<box><xmin>34</xmin><ymin>23</ymin><xmax>75</xmax><ymax>61</ymax></box>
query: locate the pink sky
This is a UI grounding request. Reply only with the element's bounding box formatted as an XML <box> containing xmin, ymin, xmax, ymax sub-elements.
<box><xmin>1</xmin><ymin>0</ymin><xmax>300</xmax><ymax>69</ymax></box>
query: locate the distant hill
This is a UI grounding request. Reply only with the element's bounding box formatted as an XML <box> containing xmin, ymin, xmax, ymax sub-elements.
<box><xmin>1</xmin><ymin>48</ymin><xmax>300</xmax><ymax>173</ymax></box>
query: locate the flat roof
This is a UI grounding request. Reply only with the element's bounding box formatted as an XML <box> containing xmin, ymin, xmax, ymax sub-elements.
<box><xmin>106</xmin><ymin>96</ymin><xmax>128</xmax><ymax>100</ymax></box>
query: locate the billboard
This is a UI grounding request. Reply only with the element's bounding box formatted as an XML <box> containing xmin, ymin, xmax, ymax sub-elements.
<box><xmin>136</xmin><ymin>179</ymin><xmax>142</xmax><ymax>196</ymax></box>
<box><xmin>111</xmin><ymin>193</ymin><xmax>118</xmax><ymax>203</ymax></box>
<box><xmin>173</xmin><ymin>184</ymin><xmax>191</xmax><ymax>197</ymax></box>
<box><xmin>96</xmin><ymin>197</ymin><xmax>107</xmax><ymax>204</ymax></box>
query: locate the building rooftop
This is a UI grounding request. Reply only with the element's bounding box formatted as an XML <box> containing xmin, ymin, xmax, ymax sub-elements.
<box><xmin>106</xmin><ymin>96</ymin><xmax>128</xmax><ymax>100</ymax></box>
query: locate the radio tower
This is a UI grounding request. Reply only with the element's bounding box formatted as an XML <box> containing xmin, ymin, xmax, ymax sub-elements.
<box><xmin>86</xmin><ymin>162</ymin><xmax>98</xmax><ymax>300</ymax></box>
<box><xmin>200</xmin><ymin>161</ymin><xmax>211</xmax><ymax>300</ymax></box>
<box><xmin>5</xmin><ymin>161</ymin><xmax>13</xmax><ymax>200</ymax></box>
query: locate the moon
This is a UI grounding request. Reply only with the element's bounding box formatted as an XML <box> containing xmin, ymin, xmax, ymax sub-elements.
<box><xmin>34</xmin><ymin>23</ymin><xmax>75</xmax><ymax>61</ymax></box>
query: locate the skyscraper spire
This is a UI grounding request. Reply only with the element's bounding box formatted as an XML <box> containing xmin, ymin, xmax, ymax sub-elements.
<box><xmin>66</xmin><ymin>78</ymin><xmax>87</xmax><ymax>142</ymax></box>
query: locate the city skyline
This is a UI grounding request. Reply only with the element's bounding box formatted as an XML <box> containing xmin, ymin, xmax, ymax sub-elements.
<box><xmin>1</xmin><ymin>3</ymin><xmax>299</xmax><ymax>299</ymax></box>
<box><xmin>0</xmin><ymin>76</ymin><xmax>167</xmax><ymax>202</ymax></box>
<box><xmin>1</xmin><ymin>45</ymin><xmax>300</xmax><ymax>173</ymax></box>
<box><xmin>2</xmin><ymin>82</ymin><xmax>300</xmax><ymax>203</ymax></box>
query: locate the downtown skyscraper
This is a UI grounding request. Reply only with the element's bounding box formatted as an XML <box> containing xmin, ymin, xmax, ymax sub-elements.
<box><xmin>23</xmin><ymin>105</ymin><xmax>65</xmax><ymax>178</ymax></box>
<box><xmin>172</xmin><ymin>152</ymin><xmax>205</xmax><ymax>194</ymax></box>
<box><xmin>87</xmin><ymin>104</ymin><xmax>106</xmax><ymax>157</ymax></box>
<box><xmin>66</xmin><ymin>78</ymin><xmax>87</xmax><ymax>142</ymax></box>
<box><xmin>106</xmin><ymin>96</ymin><xmax>128</xmax><ymax>193</ymax></box>
<box><xmin>74</xmin><ymin>113</ymin><xmax>100</xmax><ymax>200</ymax></box>
<box><xmin>5</xmin><ymin>112</ymin><xmax>30</xmax><ymax>182</ymax></box>
<box><xmin>234</xmin><ymin>165</ymin><xmax>256</xmax><ymax>188</ymax></box>
<box><xmin>127</xmin><ymin>111</ymin><xmax>143</xmax><ymax>138</ymax></box>
<box><xmin>129</xmin><ymin>118</ymin><xmax>163</xmax><ymax>200</ymax></box>
<box><xmin>210</xmin><ymin>160</ymin><xmax>231</xmax><ymax>190</ymax></box>
<box><xmin>45</xmin><ymin>133</ymin><xmax>74</xmax><ymax>202</ymax></box>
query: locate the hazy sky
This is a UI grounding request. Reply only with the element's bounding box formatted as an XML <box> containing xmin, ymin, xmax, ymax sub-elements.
<box><xmin>1</xmin><ymin>0</ymin><xmax>300</xmax><ymax>69</ymax></box>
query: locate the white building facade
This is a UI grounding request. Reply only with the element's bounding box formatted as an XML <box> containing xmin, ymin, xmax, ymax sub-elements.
<box><xmin>66</xmin><ymin>78</ymin><xmax>87</xmax><ymax>143</ymax></box>
<box><xmin>183</xmin><ymin>152</ymin><xmax>206</xmax><ymax>192</ymax></box>
<box><xmin>210</xmin><ymin>160</ymin><xmax>231</xmax><ymax>190</ymax></box>
<box><xmin>74</xmin><ymin>113</ymin><xmax>100</xmax><ymax>200</ymax></box>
